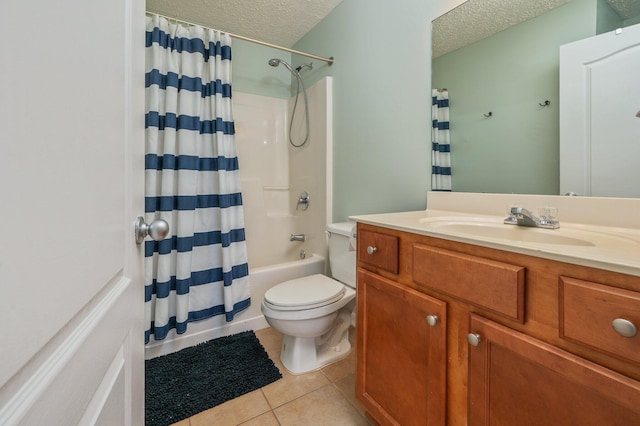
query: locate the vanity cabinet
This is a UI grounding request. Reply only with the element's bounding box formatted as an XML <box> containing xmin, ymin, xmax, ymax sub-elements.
<box><xmin>467</xmin><ymin>313</ymin><xmax>640</xmax><ymax>425</ymax></box>
<box><xmin>355</xmin><ymin>223</ymin><xmax>640</xmax><ymax>426</ymax></box>
<box><xmin>356</xmin><ymin>269</ymin><xmax>446</xmax><ymax>426</ymax></box>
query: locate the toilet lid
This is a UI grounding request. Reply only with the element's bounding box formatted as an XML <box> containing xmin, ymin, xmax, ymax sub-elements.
<box><xmin>264</xmin><ymin>274</ymin><xmax>346</xmax><ymax>310</ymax></box>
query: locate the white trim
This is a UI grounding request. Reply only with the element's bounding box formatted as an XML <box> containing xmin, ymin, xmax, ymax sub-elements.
<box><xmin>325</xmin><ymin>76</ymin><xmax>334</xmax><ymax>224</ymax></box>
<box><xmin>78</xmin><ymin>343</ymin><xmax>126</xmax><ymax>425</ymax></box>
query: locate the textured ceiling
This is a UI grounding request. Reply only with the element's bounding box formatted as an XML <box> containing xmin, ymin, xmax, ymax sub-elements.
<box><xmin>146</xmin><ymin>0</ymin><xmax>638</xmax><ymax>54</ymax></box>
<box><xmin>145</xmin><ymin>0</ymin><xmax>343</xmax><ymax>47</ymax></box>
<box><xmin>433</xmin><ymin>0</ymin><xmax>638</xmax><ymax>58</ymax></box>
<box><xmin>607</xmin><ymin>0</ymin><xmax>640</xmax><ymax>18</ymax></box>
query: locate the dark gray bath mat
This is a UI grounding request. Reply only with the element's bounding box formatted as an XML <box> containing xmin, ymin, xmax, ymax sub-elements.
<box><xmin>145</xmin><ymin>330</ymin><xmax>282</xmax><ymax>426</ymax></box>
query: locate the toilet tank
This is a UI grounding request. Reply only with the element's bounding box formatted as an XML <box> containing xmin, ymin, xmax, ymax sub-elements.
<box><xmin>327</xmin><ymin>222</ymin><xmax>357</xmax><ymax>288</ymax></box>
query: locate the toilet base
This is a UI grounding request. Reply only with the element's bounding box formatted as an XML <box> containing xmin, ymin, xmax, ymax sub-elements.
<box><xmin>280</xmin><ymin>309</ymin><xmax>352</xmax><ymax>374</ymax></box>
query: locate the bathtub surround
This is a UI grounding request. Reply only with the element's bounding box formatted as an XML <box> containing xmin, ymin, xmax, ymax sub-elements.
<box><xmin>145</xmin><ymin>330</ymin><xmax>281</xmax><ymax>425</ymax></box>
<box><xmin>145</xmin><ymin>15</ymin><xmax>250</xmax><ymax>344</ymax></box>
<box><xmin>235</xmin><ymin>78</ymin><xmax>332</xmax><ymax>269</ymax></box>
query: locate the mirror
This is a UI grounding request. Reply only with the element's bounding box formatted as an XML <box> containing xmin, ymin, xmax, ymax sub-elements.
<box><xmin>431</xmin><ymin>0</ymin><xmax>640</xmax><ymax>196</ymax></box>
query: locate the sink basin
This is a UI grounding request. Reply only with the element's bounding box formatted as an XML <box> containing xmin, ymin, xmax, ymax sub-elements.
<box><xmin>415</xmin><ymin>216</ymin><xmax>640</xmax><ymax>247</ymax></box>
<box><xmin>422</xmin><ymin>221</ymin><xmax>595</xmax><ymax>246</ymax></box>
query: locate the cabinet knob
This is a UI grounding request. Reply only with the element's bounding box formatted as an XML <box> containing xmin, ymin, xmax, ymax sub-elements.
<box><xmin>425</xmin><ymin>315</ymin><xmax>439</xmax><ymax>327</ymax></box>
<box><xmin>612</xmin><ymin>318</ymin><xmax>637</xmax><ymax>338</ymax></box>
<box><xmin>467</xmin><ymin>333</ymin><xmax>482</xmax><ymax>347</ymax></box>
<box><xmin>367</xmin><ymin>246</ymin><xmax>377</xmax><ymax>255</ymax></box>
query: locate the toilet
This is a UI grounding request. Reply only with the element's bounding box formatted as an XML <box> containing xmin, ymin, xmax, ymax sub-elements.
<box><xmin>261</xmin><ymin>222</ymin><xmax>357</xmax><ymax>374</ymax></box>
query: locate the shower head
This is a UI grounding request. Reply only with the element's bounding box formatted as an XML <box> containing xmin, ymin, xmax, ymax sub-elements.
<box><xmin>267</xmin><ymin>58</ymin><xmax>310</xmax><ymax>148</ymax></box>
<box><xmin>268</xmin><ymin>58</ymin><xmax>295</xmax><ymax>74</ymax></box>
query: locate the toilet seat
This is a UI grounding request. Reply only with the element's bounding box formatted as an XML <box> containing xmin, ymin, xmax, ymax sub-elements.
<box><xmin>263</xmin><ymin>274</ymin><xmax>346</xmax><ymax>311</ymax></box>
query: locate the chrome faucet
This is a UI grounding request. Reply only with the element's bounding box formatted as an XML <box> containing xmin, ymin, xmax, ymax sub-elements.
<box><xmin>290</xmin><ymin>233</ymin><xmax>306</xmax><ymax>242</ymax></box>
<box><xmin>504</xmin><ymin>207</ymin><xmax>559</xmax><ymax>229</ymax></box>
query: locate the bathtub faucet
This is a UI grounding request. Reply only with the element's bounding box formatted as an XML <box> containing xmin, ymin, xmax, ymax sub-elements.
<box><xmin>290</xmin><ymin>233</ymin><xmax>306</xmax><ymax>242</ymax></box>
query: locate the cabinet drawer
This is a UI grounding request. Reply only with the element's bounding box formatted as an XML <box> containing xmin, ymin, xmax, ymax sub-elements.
<box><xmin>357</xmin><ymin>229</ymin><xmax>399</xmax><ymax>274</ymax></box>
<box><xmin>559</xmin><ymin>276</ymin><xmax>640</xmax><ymax>365</ymax></box>
<box><xmin>413</xmin><ymin>244</ymin><xmax>525</xmax><ymax>323</ymax></box>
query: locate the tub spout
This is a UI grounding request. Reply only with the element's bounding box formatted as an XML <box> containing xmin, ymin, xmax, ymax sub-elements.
<box><xmin>290</xmin><ymin>234</ymin><xmax>306</xmax><ymax>242</ymax></box>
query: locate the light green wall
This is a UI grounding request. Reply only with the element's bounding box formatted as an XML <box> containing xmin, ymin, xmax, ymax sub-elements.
<box><xmin>231</xmin><ymin>39</ymin><xmax>293</xmax><ymax>99</ymax></box>
<box><xmin>293</xmin><ymin>0</ymin><xmax>433</xmax><ymax>221</ymax></box>
<box><xmin>233</xmin><ymin>0</ymin><xmax>637</xmax><ymax>220</ymax></box>
<box><xmin>432</xmin><ymin>0</ymin><xmax>598</xmax><ymax>195</ymax></box>
<box><xmin>596</xmin><ymin>0</ymin><xmax>623</xmax><ymax>33</ymax></box>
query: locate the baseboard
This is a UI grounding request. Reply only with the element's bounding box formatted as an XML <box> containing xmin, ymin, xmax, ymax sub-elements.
<box><xmin>145</xmin><ymin>315</ymin><xmax>270</xmax><ymax>359</ymax></box>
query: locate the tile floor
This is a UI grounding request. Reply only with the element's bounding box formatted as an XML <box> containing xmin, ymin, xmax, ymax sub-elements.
<box><xmin>171</xmin><ymin>326</ymin><xmax>372</xmax><ymax>426</ymax></box>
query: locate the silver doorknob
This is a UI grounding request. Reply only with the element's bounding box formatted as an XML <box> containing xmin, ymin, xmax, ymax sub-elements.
<box><xmin>135</xmin><ymin>216</ymin><xmax>170</xmax><ymax>244</ymax></box>
<box><xmin>367</xmin><ymin>246</ymin><xmax>377</xmax><ymax>255</ymax></box>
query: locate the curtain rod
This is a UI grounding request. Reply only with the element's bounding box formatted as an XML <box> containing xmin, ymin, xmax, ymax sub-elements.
<box><xmin>146</xmin><ymin>12</ymin><xmax>334</xmax><ymax>66</ymax></box>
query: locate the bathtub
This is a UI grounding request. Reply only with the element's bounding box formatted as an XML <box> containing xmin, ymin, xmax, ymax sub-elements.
<box><xmin>145</xmin><ymin>254</ymin><xmax>326</xmax><ymax>359</ymax></box>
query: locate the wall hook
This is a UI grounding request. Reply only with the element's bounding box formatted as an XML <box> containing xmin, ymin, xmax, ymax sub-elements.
<box><xmin>483</xmin><ymin>112</ymin><xmax>493</xmax><ymax>118</ymax></box>
<box><xmin>539</xmin><ymin>100</ymin><xmax>551</xmax><ymax>107</ymax></box>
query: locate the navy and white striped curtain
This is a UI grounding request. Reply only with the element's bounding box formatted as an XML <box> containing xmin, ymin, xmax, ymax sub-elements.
<box><xmin>431</xmin><ymin>89</ymin><xmax>451</xmax><ymax>191</ymax></box>
<box><xmin>144</xmin><ymin>15</ymin><xmax>250</xmax><ymax>344</ymax></box>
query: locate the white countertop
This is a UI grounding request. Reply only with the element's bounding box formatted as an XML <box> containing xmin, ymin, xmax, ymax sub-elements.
<box><xmin>350</xmin><ymin>192</ymin><xmax>640</xmax><ymax>277</ymax></box>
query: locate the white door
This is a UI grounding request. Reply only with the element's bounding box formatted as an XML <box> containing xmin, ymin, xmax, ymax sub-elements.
<box><xmin>560</xmin><ymin>23</ymin><xmax>640</xmax><ymax>198</ymax></box>
<box><xmin>0</xmin><ymin>0</ymin><xmax>145</xmax><ymax>424</ymax></box>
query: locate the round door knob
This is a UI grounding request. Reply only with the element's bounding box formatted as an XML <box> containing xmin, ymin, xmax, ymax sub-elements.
<box><xmin>612</xmin><ymin>318</ymin><xmax>637</xmax><ymax>338</ymax></box>
<box><xmin>426</xmin><ymin>315</ymin><xmax>439</xmax><ymax>327</ymax></box>
<box><xmin>467</xmin><ymin>333</ymin><xmax>482</xmax><ymax>347</ymax></box>
<box><xmin>135</xmin><ymin>216</ymin><xmax>170</xmax><ymax>244</ymax></box>
<box><xmin>366</xmin><ymin>246</ymin><xmax>377</xmax><ymax>255</ymax></box>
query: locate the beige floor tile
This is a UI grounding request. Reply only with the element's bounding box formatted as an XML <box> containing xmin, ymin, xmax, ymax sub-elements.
<box><xmin>189</xmin><ymin>390</ymin><xmax>271</xmax><ymax>426</ymax></box>
<box><xmin>273</xmin><ymin>384</ymin><xmax>370</xmax><ymax>426</ymax></box>
<box><xmin>181</xmin><ymin>327</ymin><xmax>369</xmax><ymax>425</ymax></box>
<box><xmin>171</xmin><ymin>418</ymin><xmax>190</xmax><ymax>426</ymax></box>
<box><xmin>239</xmin><ymin>410</ymin><xmax>281</xmax><ymax>426</ymax></box>
<box><xmin>333</xmin><ymin>373</ymin><xmax>367</xmax><ymax>417</ymax></box>
<box><xmin>254</xmin><ymin>327</ymin><xmax>284</xmax><ymax>357</ymax></box>
<box><xmin>262</xmin><ymin>369</ymin><xmax>330</xmax><ymax>408</ymax></box>
<box><xmin>321</xmin><ymin>346</ymin><xmax>356</xmax><ymax>382</ymax></box>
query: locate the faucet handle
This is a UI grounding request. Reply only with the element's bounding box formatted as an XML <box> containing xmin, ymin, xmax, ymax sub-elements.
<box><xmin>537</xmin><ymin>207</ymin><xmax>560</xmax><ymax>228</ymax></box>
<box><xmin>296</xmin><ymin>191</ymin><xmax>310</xmax><ymax>211</ymax></box>
<box><xmin>538</xmin><ymin>207</ymin><xmax>558</xmax><ymax>221</ymax></box>
<box><xmin>504</xmin><ymin>205</ymin><xmax>519</xmax><ymax>225</ymax></box>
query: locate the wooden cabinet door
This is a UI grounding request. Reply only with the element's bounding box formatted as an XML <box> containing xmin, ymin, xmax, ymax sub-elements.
<box><xmin>356</xmin><ymin>268</ymin><xmax>447</xmax><ymax>426</ymax></box>
<box><xmin>468</xmin><ymin>314</ymin><xmax>640</xmax><ymax>426</ymax></box>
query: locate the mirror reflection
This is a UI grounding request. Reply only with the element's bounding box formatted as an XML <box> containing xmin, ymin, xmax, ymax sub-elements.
<box><xmin>431</xmin><ymin>0</ymin><xmax>640</xmax><ymax>196</ymax></box>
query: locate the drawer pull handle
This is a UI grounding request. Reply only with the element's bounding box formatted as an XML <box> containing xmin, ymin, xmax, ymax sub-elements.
<box><xmin>425</xmin><ymin>315</ymin><xmax>439</xmax><ymax>327</ymax></box>
<box><xmin>612</xmin><ymin>318</ymin><xmax>637</xmax><ymax>338</ymax></box>
<box><xmin>467</xmin><ymin>333</ymin><xmax>482</xmax><ymax>347</ymax></box>
<box><xmin>366</xmin><ymin>246</ymin><xmax>377</xmax><ymax>255</ymax></box>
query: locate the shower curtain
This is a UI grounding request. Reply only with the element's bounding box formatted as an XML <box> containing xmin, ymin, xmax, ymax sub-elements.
<box><xmin>431</xmin><ymin>89</ymin><xmax>451</xmax><ymax>191</ymax></box>
<box><xmin>144</xmin><ymin>15</ymin><xmax>250</xmax><ymax>344</ymax></box>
